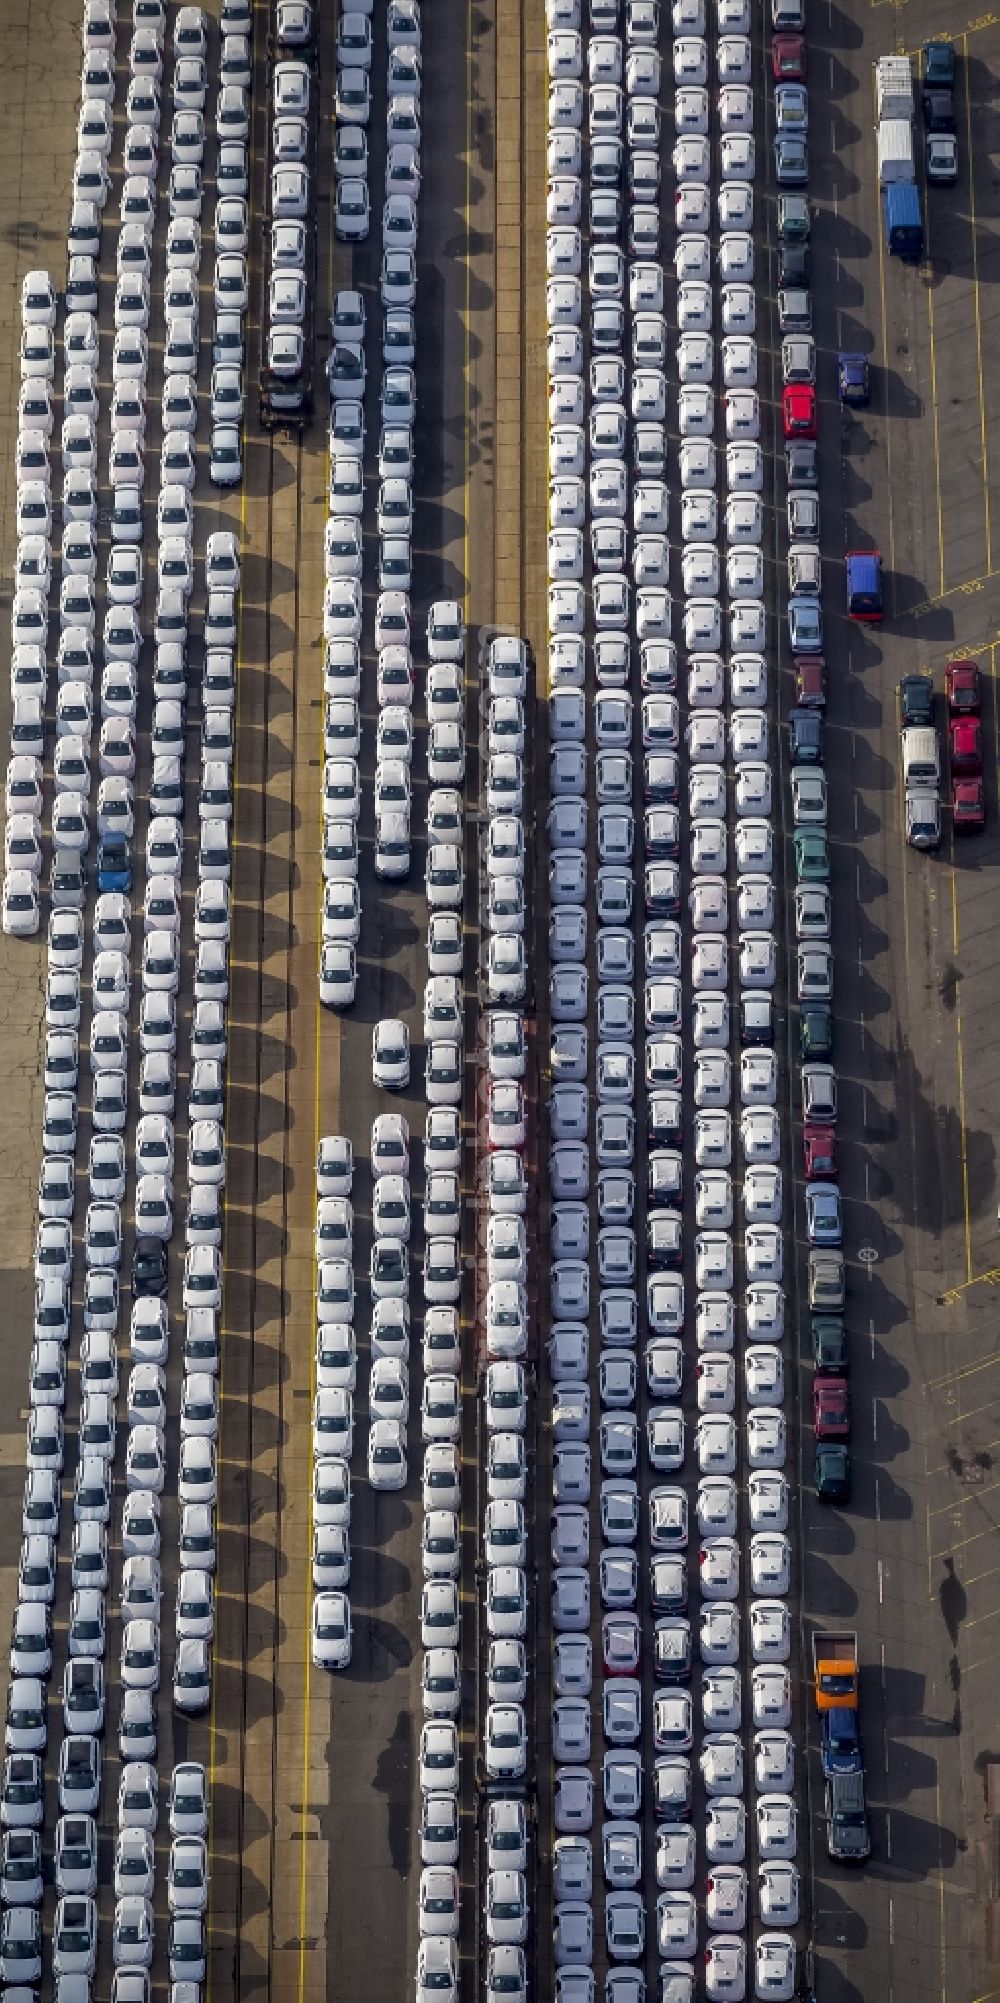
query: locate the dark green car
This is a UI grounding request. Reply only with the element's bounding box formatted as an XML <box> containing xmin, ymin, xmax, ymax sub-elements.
<box><xmin>794</xmin><ymin>830</ymin><xmax>830</xmax><ymax>882</ymax></box>
<box><xmin>922</xmin><ymin>38</ymin><xmax>955</xmax><ymax>85</ymax></box>
<box><xmin>800</xmin><ymin>1005</ymin><xmax>833</xmax><ymax>1059</ymax></box>
<box><xmin>777</xmin><ymin>193</ymin><xmax>810</xmax><ymax>240</ymax></box>
<box><xmin>812</xmin><ymin>1316</ymin><xmax>849</xmax><ymax>1373</ymax></box>
<box><xmin>815</xmin><ymin>1443</ymin><xmax>851</xmax><ymax>1502</ymax></box>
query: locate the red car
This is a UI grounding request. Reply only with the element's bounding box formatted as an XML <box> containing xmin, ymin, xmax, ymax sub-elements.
<box><xmin>794</xmin><ymin>657</ymin><xmax>826</xmax><ymax>709</ymax></box>
<box><xmin>772</xmin><ymin>32</ymin><xmax>806</xmax><ymax>79</ymax></box>
<box><xmin>812</xmin><ymin>1375</ymin><xmax>850</xmax><ymax>1440</ymax></box>
<box><xmin>945</xmin><ymin>657</ymin><xmax>981</xmax><ymax>715</ymax></box>
<box><xmin>782</xmin><ymin>384</ymin><xmax>816</xmax><ymax>440</ymax></box>
<box><xmin>949</xmin><ymin>716</ymin><xmax>983</xmax><ymax>776</ymax></box>
<box><xmin>804</xmin><ymin>1122</ymin><xmax>838</xmax><ymax>1180</ymax></box>
<box><xmin>952</xmin><ymin>776</ymin><xmax>986</xmax><ymax>832</ymax></box>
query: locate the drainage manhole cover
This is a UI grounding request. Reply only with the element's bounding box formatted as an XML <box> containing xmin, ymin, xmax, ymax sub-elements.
<box><xmin>965</xmin><ymin>1463</ymin><xmax>986</xmax><ymax>1485</ymax></box>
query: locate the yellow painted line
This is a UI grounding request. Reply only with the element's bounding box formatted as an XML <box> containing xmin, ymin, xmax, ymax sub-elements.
<box><xmin>950</xmin><ymin>1602</ymin><xmax>1000</xmax><ymax>1634</ymax></box>
<box><xmin>921</xmin><ymin>194</ymin><xmax>947</xmax><ymax>603</ymax></box>
<box><xmin>937</xmin><ymin>1262</ymin><xmax>1000</xmax><ymax>1304</ymax></box>
<box><xmin>929</xmin><ymin>1353</ymin><xmax>1000</xmax><ymax>1392</ymax></box>
<box><xmin>946</xmin><ymin>820</ymin><xmax>974</xmax><ymax>1285</ymax></box>
<box><xmin>463</xmin><ymin>0</ymin><xmax>473</xmax><ymax>630</ymax></box>
<box><xmin>902</xmin><ymin>12</ymin><xmax>1000</xmax><ymax>54</ymax></box>
<box><xmin>927</xmin><ymin>1473</ymin><xmax>1000</xmax><ymax>1515</ymax></box>
<box><xmin>206</xmin><ymin>384</ymin><xmax>252</xmax><ymax>2003</ymax></box>
<box><xmin>297</xmin><ymin>79</ymin><xmax>338</xmax><ymax>2003</ymax></box>
<box><xmin>945</xmin><ymin>1392</ymin><xmax>1000</xmax><ymax>1429</ymax></box>
<box><xmin>964</xmin><ymin>36</ymin><xmax>992</xmax><ymax>574</ymax></box>
<box><xmin>953</xmin><ymin>1557</ymin><xmax>1000</xmax><ymax>1589</ymax></box>
<box><xmin>909</xmin><ymin>569</ymin><xmax>1000</xmax><ymax>618</ymax></box>
<box><xmin>874</xmin><ymin>78</ymin><xmax>898</xmax><ymax>589</ymax></box>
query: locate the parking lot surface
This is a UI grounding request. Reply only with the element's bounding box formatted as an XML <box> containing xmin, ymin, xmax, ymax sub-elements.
<box><xmin>5</xmin><ymin>0</ymin><xmax>1000</xmax><ymax>1999</ymax></box>
<box><xmin>804</xmin><ymin>2</ymin><xmax>1000</xmax><ymax>1997</ymax></box>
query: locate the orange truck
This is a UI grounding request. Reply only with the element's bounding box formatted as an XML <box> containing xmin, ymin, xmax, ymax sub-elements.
<box><xmin>812</xmin><ymin>1631</ymin><xmax>859</xmax><ymax>1711</ymax></box>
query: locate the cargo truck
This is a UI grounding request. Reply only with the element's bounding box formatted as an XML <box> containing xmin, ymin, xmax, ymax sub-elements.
<box><xmin>876</xmin><ymin>55</ymin><xmax>914</xmax><ymax>121</ymax></box>
<box><xmin>811</xmin><ymin>1630</ymin><xmax>858</xmax><ymax>1710</ymax></box>
<box><xmin>883</xmin><ymin>181</ymin><xmax>924</xmax><ymax>260</ymax></box>
<box><xmin>877</xmin><ymin>118</ymin><xmax>915</xmax><ymax>184</ymax></box>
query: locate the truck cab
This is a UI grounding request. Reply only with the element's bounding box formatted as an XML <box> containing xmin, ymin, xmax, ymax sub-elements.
<box><xmin>812</xmin><ymin>1629</ymin><xmax>858</xmax><ymax>1708</ymax></box>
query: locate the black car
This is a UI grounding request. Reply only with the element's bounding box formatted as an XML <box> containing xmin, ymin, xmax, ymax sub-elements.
<box><xmin>778</xmin><ymin>241</ymin><xmax>810</xmax><ymax>286</ymax></box>
<box><xmin>800</xmin><ymin>1004</ymin><xmax>833</xmax><ymax>1059</ymax></box>
<box><xmin>788</xmin><ymin>706</ymin><xmax>824</xmax><ymax>765</ymax></box>
<box><xmin>922</xmin><ymin>85</ymin><xmax>955</xmax><ymax>131</ymax></box>
<box><xmin>740</xmin><ymin>992</ymin><xmax>774</xmax><ymax>1048</ymax></box>
<box><xmin>812</xmin><ymin>1316</ymin><xmax>850</xmax><ymax>1373</ymax></box>
<box><xmin>132</xmin><ymin>1236</ymin><xmax>168</xmax><ymax>1299</ymax></box>
<box><xmin>899</xmin><ymin>673</ymin><xmax>934</xmax><ymax>726</ymax></box>
<box><xmin>815</xmin><ymin>1443</ymin><xmax>852</xmax><ymax>1504</ymax></box>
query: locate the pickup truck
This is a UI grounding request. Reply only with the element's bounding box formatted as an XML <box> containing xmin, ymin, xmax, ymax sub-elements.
<box><xmin>811</xmin><ymin>1629</ymin><xmax>858</xmax><ymax>1710</ymax></box>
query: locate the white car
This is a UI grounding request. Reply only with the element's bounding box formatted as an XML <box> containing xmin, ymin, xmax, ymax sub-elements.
<box><xmin>311</xmin><ymin>1592</ymin><xmax>351</xmax><ymax>1669</ymax></box>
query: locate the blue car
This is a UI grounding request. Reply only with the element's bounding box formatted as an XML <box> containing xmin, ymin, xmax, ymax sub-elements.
<box><xmin>788</xmin><ymin>596</ymin><xmax>823</xmax><ymax>655</ymax></box>
<box><xmin>96</xmin><ymin>832</ymin><xmax>132</xmax><ymax>895</ymax></box>
<box><xmin>822</xmin><ymin>1705</ymin><xmax>862</xmax><ymax>1777</ymax></box>
<box><xmin>837</xmin><ymin>352</ymin><xmax>869</xmax><ymax>407</ymax></box>
<box><xmin>806</xmin><ymin>1182</ymin><xmax>842</xmax><ymax>1246</ymax></box>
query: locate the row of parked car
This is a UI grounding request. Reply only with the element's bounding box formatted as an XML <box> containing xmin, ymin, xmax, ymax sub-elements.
<box><xmin>261</xmin><ymin>36</ymin><xmax>318</xmax><ymax>419</ymax></box>
<box><xmin>1</xmin><ymin>0</ymin><xmax>252</xmax><ymax>1993</ymax></box>
<box><xmin>765</xmin><ymin>12</ymin><xmax>857</xmax><ymax>1512</ymax></box>
<box><xmin>473</xmin><ymin>637</ymin><xmax>537</xmax><ymax>1999</ymax></box>
<box><xmin>542</xmin><ymin>0</ymin><xmax>803</xmax><ymax>1993</ymax></box>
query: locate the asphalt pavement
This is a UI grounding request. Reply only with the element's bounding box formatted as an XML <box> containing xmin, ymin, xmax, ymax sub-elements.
<box><xmin>7</xmin><ymin>0</ymin><xmax>1000</xmax><ymax>1999</ymax></box>
<box><xmin>796</xmin><ymin>4</ymin><xmax>1000</xmax><ymax>1997</ymax></box>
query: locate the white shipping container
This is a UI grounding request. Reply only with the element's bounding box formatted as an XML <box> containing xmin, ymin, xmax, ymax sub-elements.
<box><xmin>876</xmin><ymin>55</ymin><xmax>913</xmax><ymax>121</ymax></box>
<box><xmin>877</xmin><ymin>117</ymin><xmax>915</xmax><ymax>186</ymax></box>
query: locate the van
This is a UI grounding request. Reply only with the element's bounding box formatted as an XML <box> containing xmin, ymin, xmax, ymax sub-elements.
<box><xmin>845</xmin><ymin>550</ymin><xmax>883</xmax><ymax>620</ymax></box>
<box><xmin>901</xmin><ymin>726</ymin><xmax>940</xmax><ymax>788</ymax></box>
<box><xmin>906</xmin><ymin>788</ymin><xmax>941</xmax><ymax>850</ymax></box>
